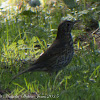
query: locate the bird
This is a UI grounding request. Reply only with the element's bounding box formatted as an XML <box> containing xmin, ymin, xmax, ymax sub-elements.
<box><xmin>9</xmin><ymin>20</ymin><xmax>78</xmax><ymax>83</ymax></box>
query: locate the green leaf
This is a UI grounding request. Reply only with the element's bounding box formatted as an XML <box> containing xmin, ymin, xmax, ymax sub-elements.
<box><xmin>8</xmin><ymin>42</ymin><xmax>17</xmax><ymax>50</ymax></box>
<box><xmin>18</xmin><ymin>39</ymin><xmax>24</xmax><ymax>45</ymax></box>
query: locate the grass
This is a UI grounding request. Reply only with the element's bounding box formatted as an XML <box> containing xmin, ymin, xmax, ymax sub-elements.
<box><xmin>0</xmin><ymin>0</ymin><xmax>100</xmax><ymax>99</ymax></box>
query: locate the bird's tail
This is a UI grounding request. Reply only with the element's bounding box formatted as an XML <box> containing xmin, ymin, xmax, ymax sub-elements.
<box><xmin>9</xmin><ymin>64</ymin><xmax>38</xmax><ymax>84</ymax></box>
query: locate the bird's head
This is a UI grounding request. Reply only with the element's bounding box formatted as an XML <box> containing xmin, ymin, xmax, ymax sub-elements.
<box><xmin>57</xmin><ymin>20</ymin><xmax>78</xmax><ymax>39</ymax></box>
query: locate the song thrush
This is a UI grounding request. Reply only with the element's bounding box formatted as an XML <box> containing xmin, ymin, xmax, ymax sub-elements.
<box><xmin>10</xmin><ymin>20</ymin><xmax>77</xmax><ymax>82</ymax></box>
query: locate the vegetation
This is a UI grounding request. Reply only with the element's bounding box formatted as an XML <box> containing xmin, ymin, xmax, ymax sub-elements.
<box><xmin>0</xmin><ymin>0</ymin><xmax>100</xmax><ymax>99</ymax></box>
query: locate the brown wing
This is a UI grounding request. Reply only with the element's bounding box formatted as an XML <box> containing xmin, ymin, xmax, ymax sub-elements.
<box><xmin>34</xmin><ymin>39</ymin><xmax>65</xmax><ymax>64</ymax></box>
